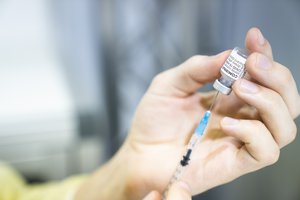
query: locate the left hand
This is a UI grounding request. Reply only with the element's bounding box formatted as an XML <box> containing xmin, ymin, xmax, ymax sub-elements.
<box><xmin>74</xmin><ymin>27</ymin><xmax>300</xmax><ymax>200</ymax></box>
<box><xmin>122</xmin><ymin>28</ymin><xmax>299</xmax><ymax>199</ymax></box>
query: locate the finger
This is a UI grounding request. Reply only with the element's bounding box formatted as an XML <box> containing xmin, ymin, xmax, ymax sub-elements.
<box><xmin>216</xmin><ymin>28</ymin><xmax>274</xmax><ymax>115</ymax></box>
<box><xmin>167</xmin><ymin>181</ymin><xmax>191</xmax><ymax>200</ymax></box>
<box><xmin>220</xmin><ymin>117</ymin><xmax>280</xmax><ymax>171</ymax></box>
<box><xmin>142</xmin><ymin>191</ymin><xmax>161</xmax><ymax>200</ymax></box>
<box><xmin>233</xmin><ymin>79</ymin><xmax>297</xmax><ymax>147</ymax></box>
<box><xmin>149</xmin><ymin>51</ymin><xmax>231</xmax><ymax>97</ymax></box>
<box><xmin>245</xmin><ymin>27</ymin><xmax>273</xmax><ymax>59</ymax></box>
<box><xmin>246</xmin><ymin>52</ymin><xmax>300</xmax><ymax>118</ymax></box>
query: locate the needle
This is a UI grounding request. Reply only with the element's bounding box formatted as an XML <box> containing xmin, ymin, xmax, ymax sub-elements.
<box><xmin>162</xmin><ymin>91</ymin><xmax>220</xmax><ymax>199</ymax></box>
<box><xmin>209</xmin><ymin>91</ymin><xmax>219</xmax><ymax>111</ymax></box>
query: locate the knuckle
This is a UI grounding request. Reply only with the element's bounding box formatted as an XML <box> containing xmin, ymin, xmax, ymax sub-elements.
<box><xmin>270</xmin><ymin>150</ymin><xmax>280</xmax><ymax>164</ymax></box>
<box><xmin>283</xmin><ymin>67</ymin><xmax>293</xmax><ymax>83</ymax></box>
<box><xmin>280</xmin><ymin>66</ymin><xmax>293</xmax><ymax>85</ymax></box>
<box><xmin>278</xmin><ymin>120</ymin><xmax>297</xmax><ymax>147</ymax></box>
<box><xmin>291</xmin><ymin>108</ymin><xmax>300</xmax><ymax>119</ymax></box>
<box><xmin>262</xmin><ymin>90</ymin><xmax>281</xmax><ymax>110</ymax></box>
<box><xmin>264</xmin><ymin>148</ymin><xmax>280</xmax><ymax>165</ymax></box>
<box><xmin>249</xmin><ymin>120</ymin><xmax>280</xmax><ymax>165</ymax></box>
<box><xmin>293</xmin><ymin>100</ymin><xmax>300</xmax><ymax>118</ymax></box>
<box><xmin>286</xmin><ymin>122</ymin><xmax>297</xmax><ymax>145</ymax></box>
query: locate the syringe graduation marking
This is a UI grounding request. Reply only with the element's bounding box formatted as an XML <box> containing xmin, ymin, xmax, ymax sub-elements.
<box><xmin>179</xmin><ymin>111</ymin><xmax>211</xmax><ymax>167</ymax></box>
<box><xmin>180</xmin><ymin>111</ymin><xmax>211</xmax><ymax>167</ymax></box>
<box><xmin>163</xmin><ymin>95</ymin><xmax>217</xmax><ymax>200</ymax></box>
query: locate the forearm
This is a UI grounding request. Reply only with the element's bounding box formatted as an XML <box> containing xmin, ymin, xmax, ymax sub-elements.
<box><xmin>74</xmin><ymin>144</ymin><xmax>132</xmax><ymax>200</ymax></box>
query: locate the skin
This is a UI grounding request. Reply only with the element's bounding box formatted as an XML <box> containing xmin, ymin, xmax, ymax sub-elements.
<box><xmin>143</xmin><ymin>181</ymin><xmax>191</xmax><ymax>200</ymax></box>
<box><xmin>74</xmin><ymin>27</ymin><xmax>300</xmax><ymax>200</ymax></box>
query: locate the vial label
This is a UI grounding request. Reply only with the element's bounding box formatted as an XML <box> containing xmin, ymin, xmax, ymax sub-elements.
<box><xmin>221</xmin><ymin>48</ymin><xmax>247</xmax><ymax>80</ymax></box>
<box><xmin>213</xmin><ymin>47</ymin><xmax>248</xmax><ymax>95</ymax></box>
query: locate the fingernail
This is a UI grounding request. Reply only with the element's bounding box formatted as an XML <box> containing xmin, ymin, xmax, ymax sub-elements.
<box><xmin>239</xmin><ymin>79</ymin><xmax>259</xmax><ymax>93</ymax></box>
<box><xmin>257</xmin><ymin>54</ymin><xmax>272</xmax><ymax>70</ymax></box>
<box><xmin>222</xmin><ymin>117</ymin><xmax>239</xmax><ymax>125</ymax></box>
<box><xmin>257</xmin><ymin>30</ymin><xmax>265</xmax><ymax>46</ymax></box>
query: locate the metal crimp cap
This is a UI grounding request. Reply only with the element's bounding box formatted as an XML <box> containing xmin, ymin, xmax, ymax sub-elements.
<box><xmin>213</xmin><ymin>79</ymin><xmax>232</xmax><ymax>95</ymax></box>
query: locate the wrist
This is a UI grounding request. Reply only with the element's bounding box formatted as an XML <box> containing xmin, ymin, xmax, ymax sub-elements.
<box><xmin>74</xmin><ymin>143</ymin><xmax>133</xmax><ymax>200</ymax></box>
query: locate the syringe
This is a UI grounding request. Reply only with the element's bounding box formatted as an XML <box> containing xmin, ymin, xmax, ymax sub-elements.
<box><xmin>162</xmin><ymin>47</ymin><xmax>248</xmax><ymax>199</ymax></box>
<box><xmin>162</xmin><ymin>92</ymin><xmax>219</xmax><ymax>199</ymax></box>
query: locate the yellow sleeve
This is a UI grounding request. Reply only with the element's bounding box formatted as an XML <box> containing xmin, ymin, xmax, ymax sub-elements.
<box><xmin>0</xmin><ymin>163</ymin><xmax>87</xmax><ymax>200</ymax></box>
<box><xmin>0</xmin><ymin>163</ymin><xmax>25</xmax><ymax>200</ymax></box>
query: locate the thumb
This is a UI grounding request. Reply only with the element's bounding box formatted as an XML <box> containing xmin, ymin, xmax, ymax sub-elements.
<box><xmin>149</xmin><ymin>51</ymin><xmax>230</xmax><ymax>97</ymax></box>
<box><xmin>166</xmin><ymin>181</ymin><xmax>192</xmax><ymax>200</ymax></box>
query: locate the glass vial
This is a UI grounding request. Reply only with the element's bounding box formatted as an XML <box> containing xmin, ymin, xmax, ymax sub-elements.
<box><xmin>213</xmin><ymin>47</ymin><xmax>248</xmax><ymax>95</ymax></box>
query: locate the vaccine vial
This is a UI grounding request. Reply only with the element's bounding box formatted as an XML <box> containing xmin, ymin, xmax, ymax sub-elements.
<box><xmin>213</xmin><ymin>47</ymin><xmax>248</xmax><ymax>95</ymax></box>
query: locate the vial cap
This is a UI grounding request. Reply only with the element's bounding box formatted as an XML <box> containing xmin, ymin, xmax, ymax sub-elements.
<box><xmin>213</xmin><ymin>79</ymin><xmax>232</xmax><ymax>95</ymax></box>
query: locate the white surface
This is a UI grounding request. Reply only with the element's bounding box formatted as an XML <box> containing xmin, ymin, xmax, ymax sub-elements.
<box><xmin>0</xmin><ymin>0</ymin><xmax>74</xmax><ymax>124</ymax></box>
<box><xmin>0</xmin><ymin>0</ymin><xmax>79</xmax><ymax>180</ymax></box>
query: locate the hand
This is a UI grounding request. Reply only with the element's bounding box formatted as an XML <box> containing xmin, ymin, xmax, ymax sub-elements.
<box><xmin>142</xmin><ymin>181</ymin><xmax>191</xmax><ymax>200</ymax></box>
<box><xmin>124</xmin><ymin>27</ymin><xmax>300</xmax><ymax>199</ymax></box>
<box><xmin>74</xmin><ymin>28</ymin><xmax>300</xmax><ymax>200</ymax></box>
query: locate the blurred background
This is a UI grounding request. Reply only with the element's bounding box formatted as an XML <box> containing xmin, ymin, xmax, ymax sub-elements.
<box><xmin>0</xmin><ymin>0</ymin><xmax>299</xmax><ymax>199</ymax></box>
